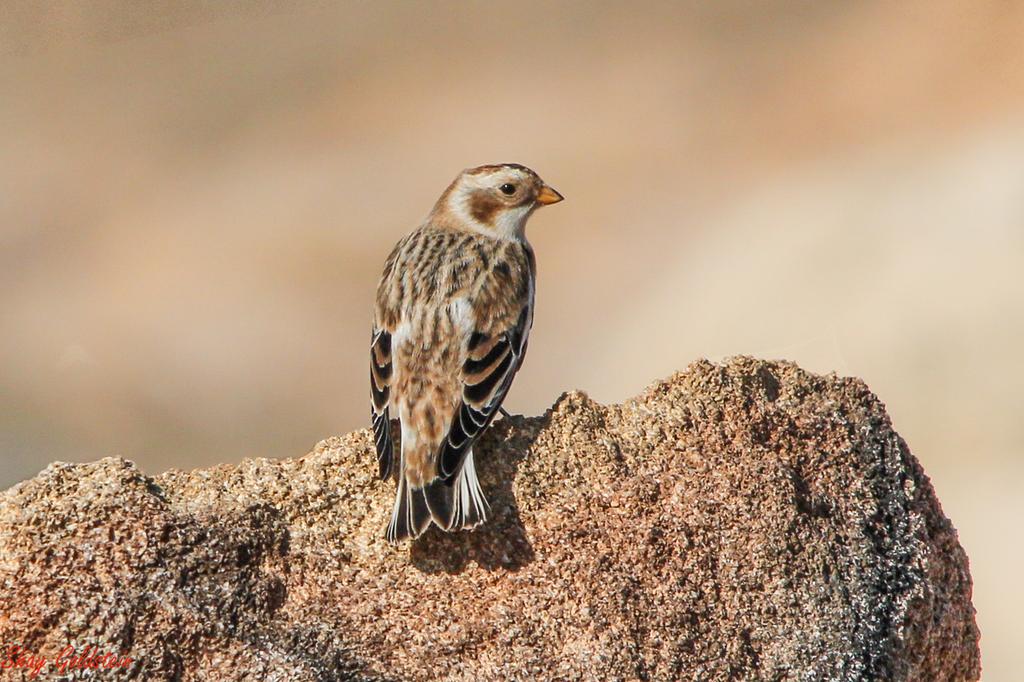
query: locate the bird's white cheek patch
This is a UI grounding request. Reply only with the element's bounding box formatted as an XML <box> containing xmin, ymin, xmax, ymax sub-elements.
<box><xmin>452</xmin><ymin>189</ymin><xmax>486</xmax><ymax>233</ymax></box>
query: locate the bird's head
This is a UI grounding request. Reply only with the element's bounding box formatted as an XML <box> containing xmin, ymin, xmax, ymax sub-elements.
<box><xmin>430</xmin><ymin>163</ymin><xmax>563</xmax><ymax>239</ymax></box>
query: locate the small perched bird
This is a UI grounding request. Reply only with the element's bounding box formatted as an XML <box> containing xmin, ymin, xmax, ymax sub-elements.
<box><xmin>370</xmin><ymin>163</ymin><xmax>563</xmax><ymax>543</ymax></box>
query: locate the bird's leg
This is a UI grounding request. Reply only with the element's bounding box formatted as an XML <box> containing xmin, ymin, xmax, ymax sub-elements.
<box><xmin>498</xmin><ymin>406</ymin><xmax>513</xmax><ymax>419</ymax></box>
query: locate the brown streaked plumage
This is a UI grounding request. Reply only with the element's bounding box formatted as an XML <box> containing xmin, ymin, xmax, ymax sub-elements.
<box><xmin>370</xmin><ymin>163</ymin><xmax>563</xmax><ymax>543</ymax></box>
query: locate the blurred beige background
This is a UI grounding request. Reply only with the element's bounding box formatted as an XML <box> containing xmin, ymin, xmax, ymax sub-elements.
<box><xmin>1</xmin><ymin>1</ymin><xmax>1021</xmax><ymax>677</ymax></box>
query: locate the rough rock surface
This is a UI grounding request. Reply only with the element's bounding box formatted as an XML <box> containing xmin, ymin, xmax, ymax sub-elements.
<box><xmin>0</xmin><ymin>358</ymin><xmax>980</xmax><ymax>681</ymax></box>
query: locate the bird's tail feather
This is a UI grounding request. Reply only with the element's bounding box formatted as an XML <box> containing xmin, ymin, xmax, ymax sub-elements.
<box><xmin>386</xmin><ymin>474</ymin><xmax>432</xmax><ymax>543</ymax></box>
<box><xmin>424</xmin><ymin>449</ymin><xmax>489</xmax><ymax>531</ymax></box>
<box><xmin>386</xmin><ymin>415</ymin><xmax>435</xmax><ymax>543</ymax></box>
<box><xmin>422</xmin><ymin>479</ymin><xmax>454</xmax><ymax>530</ymax></box>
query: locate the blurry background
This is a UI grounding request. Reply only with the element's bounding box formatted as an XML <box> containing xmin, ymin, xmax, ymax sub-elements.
<box><xmin>1</xmin><ymin>1</ymin><xmax>1021</xmax><ymax>676</ymax></box>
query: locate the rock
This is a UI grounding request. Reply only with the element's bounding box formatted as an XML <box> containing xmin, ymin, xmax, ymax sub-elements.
<box><xmin>0</xmin><ymin>358</ymin><xmax>979</xmax><ymax>681</ymax></box>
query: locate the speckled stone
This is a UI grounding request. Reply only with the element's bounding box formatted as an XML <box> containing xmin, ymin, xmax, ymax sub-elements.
<box><xmin>0</xmin><ymin>358</ymin><xmax>980</xmax><ymax>680</ymax></box>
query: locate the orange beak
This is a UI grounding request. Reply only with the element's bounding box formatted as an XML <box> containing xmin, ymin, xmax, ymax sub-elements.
<box><xmin>535</xmin><ymin>184</ymin><xmax>564</xmax><ymax>206</ymax></box>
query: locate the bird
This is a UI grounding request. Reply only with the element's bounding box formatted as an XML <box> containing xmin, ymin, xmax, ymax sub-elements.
<box><xmin>370</xmin><ymin>163</ymin><xmax>563</xmax><ymax>543</ymax></box>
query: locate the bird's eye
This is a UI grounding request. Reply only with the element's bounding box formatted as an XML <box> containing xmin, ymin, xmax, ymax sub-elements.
<box><xmin>499</xmin><ymin>183</ymin><xmax>516</xmax><ymax>195</ymax></box>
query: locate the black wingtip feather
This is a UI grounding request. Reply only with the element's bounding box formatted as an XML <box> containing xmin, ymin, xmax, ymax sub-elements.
<box><xmin>377</xmin><ymin>440</ymin><xmax>393</xmax><ymax>480</ymax></box>
<box><xmin>372</xmin><ymin>411</ymin><xmax>393</xmax><ymax>480</ymax></box>
<box><xmin>387</xmin><ymin>477</ymin><xmax>411</xmax><ymax>543</ymax></box>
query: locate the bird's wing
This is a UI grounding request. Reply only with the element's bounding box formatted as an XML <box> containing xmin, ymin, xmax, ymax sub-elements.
<box><xmin>370</xmin><ymin>326</ymin><xmax>394</xmax><ymax>480</ymax></box>
<box><xmin>437</xmin><ymin>300</ymin><xmax>532</xmax><ymax>483</ymax></box>
<box><xmin>371</xmin><ymin>238</ymin><xmax>407</xmax><ymax>481</ymax></box>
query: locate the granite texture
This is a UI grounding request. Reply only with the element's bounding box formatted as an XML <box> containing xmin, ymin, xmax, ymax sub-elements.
<box><xmin>0</xmin><ymin>358</ymin><xmax>980</xmax><ymax>680</ymax></box>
